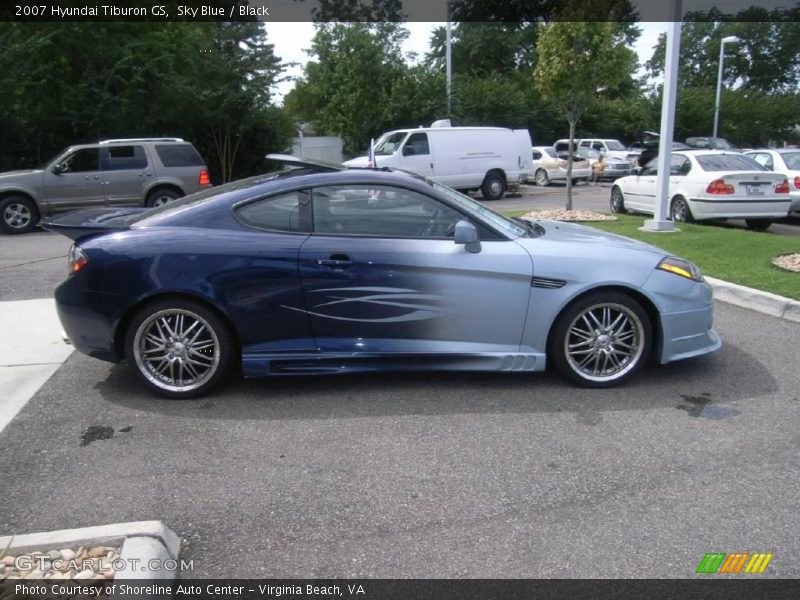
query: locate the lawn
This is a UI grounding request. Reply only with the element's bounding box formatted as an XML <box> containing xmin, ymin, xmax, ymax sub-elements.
<box><xmin>503</xmin><ymin>211</ymin><xmax>800</xmax><ymax>300</ymax></box>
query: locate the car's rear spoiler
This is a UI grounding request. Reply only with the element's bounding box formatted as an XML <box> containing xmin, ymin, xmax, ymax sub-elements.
<box><xmin>41</xmin><ymin>207</ymin><xmax>145</xmax><ymax>241</ymax></box>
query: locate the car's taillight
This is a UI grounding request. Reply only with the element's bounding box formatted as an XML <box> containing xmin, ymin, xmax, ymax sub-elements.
<box><xmin>775</xmin><ymin>179</ymin><xmax>790</xmax><ymax>194</ymax></box>
<box><xmin>794</xmin><ymin>176</ymin><xmax>800</xmax><ymax>190</ymax></box>
<box><xmin>199</xmin><ymin>169</ymin><xmax>210</xmax><ymax>186</ymax></box>
<box><xmin>68</xmin><ymin>244</ymin><xmax>88</xmax><ymax>274</ymax></box>
<box><xmin>706</xmin><ymin>179</ymin><xmax>734</xmax><ymax>194</ymax></box>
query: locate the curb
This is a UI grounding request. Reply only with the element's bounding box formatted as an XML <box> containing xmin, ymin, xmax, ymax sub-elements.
<box><xmin>706</xmin><ymin>276</ymin><xmax>800</xmax><ymax>323</ymax></box>
<box><xmin>0</xmin><ymin>520</ymin><xmax>180</xmax><ymax>586</ymax></box>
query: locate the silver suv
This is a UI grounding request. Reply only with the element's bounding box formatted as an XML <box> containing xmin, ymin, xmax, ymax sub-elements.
<box><xmin>0</xmin><ymin>138</ymin><xmax>211</xmax><ymax>234</ymax></box>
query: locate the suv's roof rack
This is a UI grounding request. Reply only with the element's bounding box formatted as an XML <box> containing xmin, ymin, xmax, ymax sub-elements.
<box><xmin>98</xmin><ymin>137</ymin><xmax>184</xmax><ymax>144</ymax></box>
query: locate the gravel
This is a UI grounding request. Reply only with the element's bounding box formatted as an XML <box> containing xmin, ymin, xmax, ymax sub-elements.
<box><xmin>522</xmin><ymin>209</ymin><xmax>618</xmax><ymax>222</ymax></box>
<box><xmin>0</xmin><ymin>545</ymin><xmax>119</xmax><ymax>580</ymax></box>
<box><xmin>772</xmin><ymin>253</ymin><xmax>800</xmax><ymax>273</ymax></box>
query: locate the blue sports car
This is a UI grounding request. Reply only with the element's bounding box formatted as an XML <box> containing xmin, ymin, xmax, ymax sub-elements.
<box><xmin>46</xmin><ymin>157</ymin><xmax>721</xmax><ymax>398</ymax></box>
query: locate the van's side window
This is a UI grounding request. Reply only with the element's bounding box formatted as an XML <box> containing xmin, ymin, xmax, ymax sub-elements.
<box><xmin>403</xmin><ymin>133</ymin><xmax>430</xmax><ymax>156</ymax></box>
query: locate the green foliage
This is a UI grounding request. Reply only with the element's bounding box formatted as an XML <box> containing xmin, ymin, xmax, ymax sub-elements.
<box><xmin>0</xmin><ymin>23</ymin><xmax>292</xmax><ymax>182</ymax></box>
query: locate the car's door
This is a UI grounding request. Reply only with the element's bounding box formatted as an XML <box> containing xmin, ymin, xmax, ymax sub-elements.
<box><xmin>42</xmin><ymin>148</ymin><xmax>106</xmax><ymax>212</ymax></box>
<box><xmin>297</xmin><ymin>183</ymin><xmax>533</xmax><ymax>354</ymax></box>
<box><xmin>101</xmin><ymin>144</ymin><xmax>152</xmax><ymax>206</ymax></box>
<box><xmin>399</xmin><ymin>132</ymin><xmax>435</xmax><ymax>177</ymax></box>
<box><xmin>622</xmin><ymin>162</ymin><xmax>658</xmax><ymax>213</ymax></box>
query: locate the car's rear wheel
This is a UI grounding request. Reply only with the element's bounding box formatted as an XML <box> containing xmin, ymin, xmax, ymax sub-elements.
<box><xmin>125</xmin><ymin>299</ymin><xmax>236</xmax><ymax>399</ymax></box>
<box><xmin>550</xmin><ymin>292</ymin><xmax>652</xmax><ymax>388</ymax></box>
<box><xmin>481</xmin><ymin>172</ymin><xmax>506</xmax><ymax>200</ymax></box>
<box><xmin>670</xmin><ymin>195</ymin><xmax>694</xmax><ymax>223</ymax></box>
<box><xmin>745</xmin><ymin>219</ymin><xmax>772</xmax><ymax>231</ymax></box>
<box><xmin>1</xmin><ymin>196</ymin><xmax>39</xmax><ymax>234</ymax></box>
<box><xmin>146</xmin><ymin>188</ymin><xmax>181</xmax><ymax>208</ymax></box>
<box><xmin>610</xmin><ymin>186</ymin><xmax>626</xmax><ymax>214</ymax></box>
<box><xmin>535</xmin><ymin>169</ymin><xmax>550</xmax><ymax>186</ymax></box>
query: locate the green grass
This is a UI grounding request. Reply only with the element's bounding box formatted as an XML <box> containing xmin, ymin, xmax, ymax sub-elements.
<box><xmin>502</xmin><ymin>211</ymin><xmax>800</xmax><ymax>300</ymax></box>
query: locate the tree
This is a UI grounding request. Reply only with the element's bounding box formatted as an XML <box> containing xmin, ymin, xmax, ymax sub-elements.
<box><xmin>534</xmin><ymin>21</ymin><xmax>635</xmax><ymax>209</ymax></box>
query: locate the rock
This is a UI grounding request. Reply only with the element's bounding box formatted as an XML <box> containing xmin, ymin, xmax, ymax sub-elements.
<box><xmin>74</xmin><ymin>569</ymin><xmax>95</xmax><ymax>580</ymax></box>
<box><xmin>104</xmin><ymin>568</ymin><xmax>116</xmax><ymax>580</ymax></box>
<box><xmin>86</xmin><ymin>547</ymin><xmax>107</xmax><ymax>559</ymax></box>
<box><xmin>0</xmin><ymin>555</ymin><xmax>15</xmax><ymax>566</ymax></box>
<box><xmin>60</xmin><ymin>548</ymin><xmax>76</xmax><ymax>561</ymax></box>
<box><xmin>47</xmin><ymin>550</ymin><xmax>62</xmax><ymax>560</ymax></box>
<box><xmin>49</xmin><ymin>572</ymin><xmax>65</xmax><ymax>580</ymax></box>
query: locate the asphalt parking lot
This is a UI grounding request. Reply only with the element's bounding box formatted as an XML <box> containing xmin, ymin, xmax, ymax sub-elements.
<box><xmin>1</xmin><ymin>195</ymin><xmax>799</xmax><ymax>579</ymax></box>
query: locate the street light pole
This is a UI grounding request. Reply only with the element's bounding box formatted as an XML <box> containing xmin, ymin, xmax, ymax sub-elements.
<box><xmin>446</xmin><ymin>2</ymin><xmax>452</xmax><ymax>116</ymax></box>
<box><xmin>713</xmin><ymin>35</ymin><xmax>739</xmax><ymax>138</ymax></box>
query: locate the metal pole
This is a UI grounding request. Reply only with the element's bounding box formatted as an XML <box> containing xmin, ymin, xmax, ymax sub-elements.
<box><xmin>446</xmin><ymin>3</ymin><xmax>452</xmax><ymax>116</ymax></box>
<box><xmin>713</xmin><ymin>40</ymin><xmax>725</xmax><ymax>138</ymax></box>
<box><xmin>642</xmin><ymin>2</ymin><xmax>681</xmax><ymax>232</ymax></box>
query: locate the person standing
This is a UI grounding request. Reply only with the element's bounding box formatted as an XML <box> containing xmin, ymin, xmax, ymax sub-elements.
<box><xmin>592</xmin><ymin>153</ymin><xmax>606</xmax><ymax>185</ymax></box>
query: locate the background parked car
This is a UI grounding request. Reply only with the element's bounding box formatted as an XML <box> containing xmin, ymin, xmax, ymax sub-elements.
<box><xmin>576</xmin><ymin>138</ymin><xmax>636</xmax><ymax>164</ymax></box>
<box><xmin>528</xmin><ymin>146</ymin><xmax>591</xmax><ymax>186</ymax></box>
<box><xmin>744</xmin><ymin>149</ymin><xmax>800</xmax><ymax>215</ymax></box>
<box><xmin>0</xmin><ymin>137</ymin><xmax>211</xmax><ymax>234</ymax></box>
<box><xmin>575</xmin><ymin>147</ymin><xmax>633</xmax><ymax>180</ymax></box>
<box><xmin>610</xmin><ymin>150</ymin><xmax>791</xmax><ymax>230</ymax></box>
<box><xmin>685</xmin><ymin>137</ymin><xmax>739</xmax><ymax>151</ymax></box>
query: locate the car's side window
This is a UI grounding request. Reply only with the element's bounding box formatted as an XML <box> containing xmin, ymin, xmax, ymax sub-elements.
<box><xmin>532</xmin><ymin>150</ymin><xmax>542</xmax><ymax>160</ymax></box>
<box><xmin>592</xmin><ymin>142</ymin><xmax>604</xmax><ymax>152</ymax></box>
<box><xmin>104</xmin><ymin>145</ymin><xmax>148</xmax><ymax>171</ymax></box>
<box><xmin>60</xmin><ymin>149</ymin><xmax>99</xmax><ymax>173</ymax></box>
<box><xmin>402</xmin><ymin>132</ymin><xmax>430</xmax><ymax>156</ymax></box>
<box><xmin>670</xmin><ymin>155</ymin><xmax>691</xmax><ymax>176</ymax></box>
<box><xmin>641</xmin><ymin>163</ymin><xmax>658</xmax><ymax>176</ymax></box>
<box><xmin>312</xmin><ymin>185</ymin><xmax>463</xmax><ymax>239</ymax></box>
<box><xmin>235</xmin><ymin>190</ymin><xmax>310</xmax><ymax>233</ymax></box>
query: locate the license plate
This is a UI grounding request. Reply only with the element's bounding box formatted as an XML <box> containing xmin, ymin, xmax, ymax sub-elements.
<box><xmin>745</xmin><ymin>184</ymin><xmax>765</xmax><ymax>196</ymax></box>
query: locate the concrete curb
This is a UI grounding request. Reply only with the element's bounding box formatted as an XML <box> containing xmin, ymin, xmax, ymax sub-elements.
<box><xmin>0</xmin><ymin>520</ymin><xmax>180</xmax><ymax>587</ymax></box>
<box><xmin>706</xmin><ymin>276</ymin><xmax>800</xmax><ymax>323</ymax></box>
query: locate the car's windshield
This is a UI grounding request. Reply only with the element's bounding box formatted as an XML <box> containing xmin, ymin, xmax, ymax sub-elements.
<box><xmin>431</xmin><ymin>182</ymin><xmax>529</xmax><ymax>238</ymax></box>
<box><xmin>374</xmin><ymin>132</ymin><xmax>407</xmax><ymax>156</ymax></box>
<box><xmin>696</xmin><ymin>154</ymin><xmax>766</xmax><ymax>172</ymax></box>
<box><xmin>604</xmin><ymin>140</ymin><xmax>626</xmax><ymax>151</ymax></box>
<box><xmin>782</xmin><ymin>152</ymin><xmax>800</xmax><ymax>170</ymax></box>
<box><xmin>127</xmin><ymin>171</ymin><xmax>282</xmax><ymax>224</ymax></box>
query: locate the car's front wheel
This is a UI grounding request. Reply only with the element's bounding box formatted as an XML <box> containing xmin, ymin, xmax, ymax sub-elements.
<box><xmin>1</xmin><ymin>195</ymin><xmax>40</xmax><ymax>234</ymax></box>
<box><xmin>481</xmin><ymin>172</ymin><xmax>506</xmax><ymax>200</ymax></box>
<box><xmin>610</xmin><ymin>186</ymin><xmax>626</xmax><ymax>214</ymax></box>
<box><xmin>550</xmin><ymin>292</ymin><xmax>652</xmax><ymax>388</ymax></box>
<box><xmin>125</xmin><ymin>298</ymin><xmax>236</xmax><ymax>399</ymax></box>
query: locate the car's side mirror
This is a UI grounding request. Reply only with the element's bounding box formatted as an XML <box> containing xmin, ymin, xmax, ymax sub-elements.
<box><xmin>51</xmin><ymin>163</ymin><xmax>65</xmax><ymax>175</ymax></box>
<box><xmin>454</xmin><ymin>220</ymin><xmax>481</xmax><ymax>254</ymax></box>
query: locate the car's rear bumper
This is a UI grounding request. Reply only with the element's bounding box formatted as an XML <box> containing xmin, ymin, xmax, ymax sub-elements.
<box><xmin>602</xmin><ymin>166</ymin><xmax>633</xmax><ymax>179</ymax></box>
<box><xmin>689</xmin><ymin>197</ymin><xmax>791</xmax><ymax>219</ymax></box>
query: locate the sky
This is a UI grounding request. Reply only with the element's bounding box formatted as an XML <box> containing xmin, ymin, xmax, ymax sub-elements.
<box><xmin>263</xmin><ymin>22</ymin><xmax>667</xmax><ymax>105</ymax></box>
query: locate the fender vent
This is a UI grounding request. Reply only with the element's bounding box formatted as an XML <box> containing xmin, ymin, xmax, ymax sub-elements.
<box><xmin>532</xmin><ymin>276</ymin><xmax>566</xmax><ymax>289</ymax></box>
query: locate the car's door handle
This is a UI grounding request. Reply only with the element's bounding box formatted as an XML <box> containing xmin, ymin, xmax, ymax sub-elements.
<box><xmin>316</xmin><ymin>254</ymin><xmax>352</xmax><ymax>267</ymax></box>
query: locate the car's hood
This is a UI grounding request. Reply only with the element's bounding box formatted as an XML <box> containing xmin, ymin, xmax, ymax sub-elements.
<box><xmin>520</xmin><ymin>218</ymin><xmax>667</xmax><ymax>258</ymax></box>
<box><xmin>0</xmin><ymin>169</ymin><xmax>42</xmax><ymax>179</ymax></box>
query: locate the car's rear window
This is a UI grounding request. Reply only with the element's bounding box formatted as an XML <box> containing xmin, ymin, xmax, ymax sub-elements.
<box><xmin>696</xmin><ymin>154</ymin><xmax>765</xmax><ymax>172</ymax></box>
<box><xmin>155</xmin><ymin>144</ymin><xmax>205</xmax><ymax>167</ymax></box>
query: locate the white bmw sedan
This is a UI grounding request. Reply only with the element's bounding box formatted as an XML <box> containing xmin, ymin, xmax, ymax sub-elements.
<box><xmin>610</xmin><ymin>150</ymin><xmax>792</xmax><ymax>231</ymax></box>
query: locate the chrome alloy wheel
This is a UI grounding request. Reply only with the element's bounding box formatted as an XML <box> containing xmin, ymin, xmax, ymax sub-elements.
<box><xmin>564</xmin><ymin>302</ymin><xmax>645</xmax><ymax>383</ymax></box>
<box><xmin>133</xmin><ymin>309</ymin><xmax>220</xmax><ymax>393</ymax></box>
<box><xmin>3</xmin><ymin>202</ymin><xmax>32</xmax><ymax>230</ymax></box>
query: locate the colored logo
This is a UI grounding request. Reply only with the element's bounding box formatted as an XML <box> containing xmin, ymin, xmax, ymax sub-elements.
<box><xmin>696</xmin><ymin>552</ymin><xmax>773</xmax><ymax>574</ymax></box>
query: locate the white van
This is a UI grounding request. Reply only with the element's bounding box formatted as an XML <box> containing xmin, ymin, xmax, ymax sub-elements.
<box><xmin>344</xmin><ymin>121</ymin><xmax>533</xmax><ymax>199</ymax></box>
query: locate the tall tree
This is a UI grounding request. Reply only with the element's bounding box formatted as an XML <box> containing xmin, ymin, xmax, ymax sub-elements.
<box><xmin>534</xmin><ymin>20</ymin><xmax>635</xmax><ymax>209</ymax></box>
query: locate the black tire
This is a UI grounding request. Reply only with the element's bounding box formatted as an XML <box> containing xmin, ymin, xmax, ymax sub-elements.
<box><xmin>549</xmin><ymin>292</ymin><xmax>652</xmax><ymax>388</ymax></box>
<box><xmin>481</xmin><ymin>172</ymin><xmax>506</xmax><ymax>200</ymax></box>
<box><xmin>670</xmin><ymin>196</ymin><xmax>695</xmax><ymax>223</ymax></box>
<box><xmin>534</xmin><ymin>169</ymin><xmax>550</xmax><ymax>187</ymax></box>
<box><xmin>145</xmin><ymin>188</ymin><xmax>181</xmax><ymax>208</ymax></box>
<box><xmin>610</xmin><ymin>186</ymin><xmax>626</xmax><ymax>214</ymax></box>
<box><xmin>745</xmin><ymin>219</ymin><xmax>772</xmax><ymax>231</ymax></box>
<box><xmin>0</xmin><ymin>195</ymin><xmax>40</xmax><ymax>234</ymax></box>
<box><xmin>125</xmin><ymin>298</ymin><xmax>237</xmax><ymax>399</ymax></box>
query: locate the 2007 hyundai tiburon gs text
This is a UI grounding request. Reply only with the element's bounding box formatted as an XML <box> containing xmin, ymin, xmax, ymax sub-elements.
<box><xmin>46</xmin><ymin>157</ymin><xmax>721</xmax><ymax>399</ymax></box>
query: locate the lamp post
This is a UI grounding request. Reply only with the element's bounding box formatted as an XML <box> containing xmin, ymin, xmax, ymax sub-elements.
<box><xmin>713</xmin><ymin>35</ymin><xmax>739</xmax><ymax>138</ymax></box>
<box><xmin>446</xmin><ymin>2</ymin><xmax>452</xmax><ymax>115</ymax></box>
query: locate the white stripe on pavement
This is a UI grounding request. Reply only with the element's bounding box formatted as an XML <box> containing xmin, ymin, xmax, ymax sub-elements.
<box><xmin>0</xmin><ymin>298</ymin><xmax>74</xmax><ymax>433</ymax></box>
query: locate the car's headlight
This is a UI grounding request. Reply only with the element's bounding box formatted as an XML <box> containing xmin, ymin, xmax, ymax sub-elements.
<box><xmin>657</xmin><ymin>256</ymin><xmax>703</xmax><ymax>282</ymax></box>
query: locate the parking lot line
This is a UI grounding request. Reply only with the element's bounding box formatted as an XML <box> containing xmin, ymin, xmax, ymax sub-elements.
<box><xmin>0</xmin><ymin>298</ymin><xmax>73</xmax><ymax>433</ymax></box>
